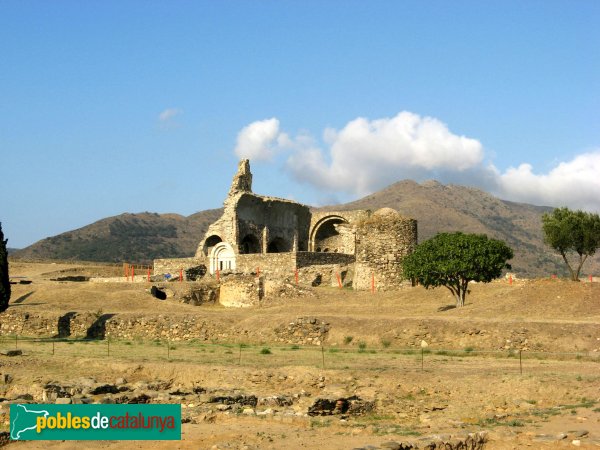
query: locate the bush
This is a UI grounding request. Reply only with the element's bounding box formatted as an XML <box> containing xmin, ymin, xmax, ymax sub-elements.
<box><xmin>343</xmin><ymin>336</ymin><xmax>354</xmax><ymax>345</ymax></box>
<box><xmin>260</xmin><ymin>347</ymin><xmax>272</xmax><ymax>355</ymax></box>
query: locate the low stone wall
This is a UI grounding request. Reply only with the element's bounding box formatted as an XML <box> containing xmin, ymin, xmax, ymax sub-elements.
<box><xmin>0</xmin><ymin>310</ymin><xmax>224</xmax><ymax>341</ymax></box>
<box><xmin>0</xmin><ymin>310</ymin><xmax>107</xmax><ymax>339</ymax></box>
<box><xmin>296</xmin><ymin>252</ymin><xmax>355</xmax><ymax>267</ymax></box>
<box><xmin>155</xmin><ymin>252</ymin><xmax>355</xmax><ymax>283</ymax></box>
<box><xmin>1</xmin><ymin>309</ymin><xmax>600</xmax><ymax>353</ymax></box>
<box><xmin>153</xmin><ymin>257</ymin><xmax>204</xmax><ymax>277</ymax></box>
<box><xmin>235</xmin><ymin>253</ymin><xmax>296</xmax><ymax>277</ymax></box>
<box><xmin>297</xmin><ymin>264</ymin><xmax>353</xmax><ymax>287</ymax></box>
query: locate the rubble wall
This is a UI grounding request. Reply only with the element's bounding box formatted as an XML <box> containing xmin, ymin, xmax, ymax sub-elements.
<box><xmin>219</xmin><ymin>275</ymin><xmax>263</xmax><ymax>308</ymax></box>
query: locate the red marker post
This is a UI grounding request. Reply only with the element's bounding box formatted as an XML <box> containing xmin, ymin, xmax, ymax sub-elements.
<box><xmin>216</xmin><ymin>269</ymin><xmax>220</xmax><ymax>282</ymax></box>
<box><xmin>336</xmin><ymin>273</ymin><xmax>342</xmax><ymax>289</ymax></box>
<box><xmin>180</xmin><ymin>268</ymin><xmax>183</xmax><ymax>283</ymax></box>
<box><xmin>147</xmin><ymin>267</ymin><xmax>151</xmax><ymax>282</ymax></box>
<box><xmin>294</xmin><ymin>268</ymin><xmax>299</xmax><ymax>285</ymax></box>
<box><xmin>589</xmin><ymin>275</ymin><xmax>593</xmax><ymax>283</ymax></box>
<box><xmin>509</xmin><ymin>275</ymin><xmax>513</xmax><ymax>285</ymax></box>
<box><xmin>131</xmin><ymin>265</ymin><xmax>134</xmax><ymax>282</ymax></box>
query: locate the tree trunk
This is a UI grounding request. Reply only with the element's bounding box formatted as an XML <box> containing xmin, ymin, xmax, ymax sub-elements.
<box><xmin>575</xmin><ymin>253</ymin><xmax>588</xmax><ymax>281</ymax></box>
<box><xmin>560</xmin><ymin>251</ymin><xmax>577</xmax><ymax>281</ymax></box>
<box><xmin>454</xmin><ymin>292</ymin><xmax>462</xmax><ymax>308</ymax></box>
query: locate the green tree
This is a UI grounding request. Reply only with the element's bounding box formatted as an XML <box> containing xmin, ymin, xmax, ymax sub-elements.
<box><xmin>403</xmin><ymin>232</ymin><xmax>513</xmax><ymax>307</ymax></box>
<box><xmin>542</xmin><ymin>207</ymin><xmax>600</xmax><ymax>281</ymax></box>
<box><xmin>0</xmin><ymin>223</ymin><xmax>10</xmax><ymax>312</ymax></box>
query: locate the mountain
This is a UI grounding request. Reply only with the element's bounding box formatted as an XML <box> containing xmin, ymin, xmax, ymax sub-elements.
<box><xmin>12</xmin><ymin>209</ymin><xmax>222</xmax><ymax>264</ymax></box>
<box><xmin>7</xmin><ymin>248</ymin><xmax>20</xmax><ymax>255</ymax></box>
<box><xmin>318</xmin><ymin>180</ymin><xmax>589</xmax><ymax>278</ymax></box>
<box><xmin>12</xmin><ymin>180</ymin><xmax>599</xmax><ymax>277</ymax></box>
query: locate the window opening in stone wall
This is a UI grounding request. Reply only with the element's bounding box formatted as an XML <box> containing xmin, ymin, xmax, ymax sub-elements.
<box><xmin>240</xmin><ymin>234</ymin><xmax>260</xmax><ymax>254</ymax></box>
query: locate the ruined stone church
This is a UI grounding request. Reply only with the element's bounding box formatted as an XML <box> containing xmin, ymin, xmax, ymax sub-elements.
<box><xmin>155</xmin><ymin>160</ymin><xmax>417</xmax><ymax>290</ymax></box>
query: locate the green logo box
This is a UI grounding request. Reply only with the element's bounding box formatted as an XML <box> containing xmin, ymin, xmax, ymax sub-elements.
<box><xmin>10</xmin><ymin>404</ymin><xmax>181</xmax><ymax>440</ymax></box>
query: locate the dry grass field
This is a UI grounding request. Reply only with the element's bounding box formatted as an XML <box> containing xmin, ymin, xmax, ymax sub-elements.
<box><xmin>1</xmin><ymin>261</ymin><xmax>599</xmax><ymax>449</ymax></box>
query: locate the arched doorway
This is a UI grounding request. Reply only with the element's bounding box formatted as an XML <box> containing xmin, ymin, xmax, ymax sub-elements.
<box><xmin>203</xmin><ymin>235</ymin><xmax>223</xmax><ymax>256</ymax></box>
<box><xmin>210</xmin><ymin>242</ymin><xmax>236</xmax><ymax>274</ymax></box>
<box><xmin>310</xmin><ymin>216</ymin><xmax>350</xmax><ymax>253</ymax></box>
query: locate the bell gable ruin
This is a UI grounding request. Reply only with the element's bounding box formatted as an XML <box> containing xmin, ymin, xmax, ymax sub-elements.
<box><xmin>154</xmin><ymin>159</ymin><xmax>417</xmax><ymax>290</ymax></box>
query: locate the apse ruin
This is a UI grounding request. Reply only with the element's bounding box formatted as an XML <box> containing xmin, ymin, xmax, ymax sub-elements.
<box><xmin>154</xmin><ymin>160</ymin><xmax>417</xmax><ymax>290</ymax></box>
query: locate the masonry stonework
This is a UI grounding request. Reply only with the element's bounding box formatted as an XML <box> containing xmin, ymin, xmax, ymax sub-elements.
<box><xmin>154</xmin><ymin>160</ymin><xmax>417</xmax><ymax>302</ymax></box>
<box><xmin>353</xmin><ymin>208</ymin><xmax>418</xmax><ymax>291</ymax></box>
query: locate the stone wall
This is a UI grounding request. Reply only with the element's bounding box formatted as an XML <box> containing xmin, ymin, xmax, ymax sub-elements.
<box><xmin>0</xmin><ymin>310</ymin><xmax>225</xmax><ymax>341</ymax></box>
<box><xmin>296</xmin><ymin>252</ymin><xmax>355</xmax><ymax>267</ymax></box>
<box><xmin>353</xmin><ymin>208</ymin><xmax>418</xmax><ymax>291</ymax></box>
<box><xmin>154</xmin><ymin>161</ymin><xmax>418</xmax><ymax>291</ymax></box>
<box><xmin>296</xmin><ymin>252</ymin><xmax>355</xmax><ymax>287</ymax></box>
<box><xmin>309</xmin><ymin>210</ymin><xmax>370</xmax><ymax>253</ymax></box>
<box><xmin>236</xmin><ymin>193</ymin><xmax>311</xmax><ymax>253</ymax></box>
<box><xmin>235</xmin><ymin>253</ymin><xmax>296</xmax><ymax>277</ymax></box>
<box><xmin>194</xmin><ymin>160</ymin><xmax>311</xmax><ymax>257</ymax></box>
<box><xmin>273</xmin><ymin>317</ymin><xmax>330</xmax><ymax>346</ymax></box>
<box><xmin>153</xmin><ymin>257</ymin><xmax>205</xmax><ymax>277</ymax></box>
<box><xmin>3</xmin><ymin>309</ymin><xmax>600</xmax><ymax>353</ymax></box>
<box><xmin>309</xmin><ymin>210</ymin><xmax>370</xmax><ymax>233</ymax></box>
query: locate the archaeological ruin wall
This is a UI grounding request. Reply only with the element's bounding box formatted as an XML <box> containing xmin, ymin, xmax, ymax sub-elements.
<box><xmin>353</xmin><ymin>208</ymin><xmax>418</xmax><ymax>291</ymax></box>
<box><xmin>154</xmin><ymin>160</ymin><xmax>418</xmax><ymax>292</ymax></box>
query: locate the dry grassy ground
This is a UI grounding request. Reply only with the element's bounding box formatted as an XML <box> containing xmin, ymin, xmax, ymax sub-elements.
<box><xmin>2</xmin><ymin>261</ymin><xmax>600</xmax><ymax>449</ymax></box>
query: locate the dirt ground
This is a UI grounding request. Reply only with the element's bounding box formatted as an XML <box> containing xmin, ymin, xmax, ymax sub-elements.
<box><xmin>2</xmin><ymin>261</ymin><xmax>600</xmax><ymax>449</ymax></box>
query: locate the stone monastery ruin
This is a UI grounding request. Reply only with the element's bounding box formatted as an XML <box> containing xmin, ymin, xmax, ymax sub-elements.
<box><xmin>154</xmin><ymin>160</ymin><xmax>417</xmax><ymax>291</ymax></box>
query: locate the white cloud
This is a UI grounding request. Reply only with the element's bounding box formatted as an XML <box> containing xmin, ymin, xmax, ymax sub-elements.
<box><xmin>233</xmin><ymin>113</ymin><xmax>600</xmax><ymax>212</ymax></box>
<box><xmin>286</xmin><ymin>111</ymin><xmax>484</xmax><ymax>196</ymax></box>
<box><xmin>158</xmin><ymin>108</ymin><xmax>183</xmax><ymax>122</ymax></box>
<box><xmin>234</xmin><ymin>118</ymin><xmax>282</xmax><ymax>161</ymax></box>
<box><xmin>494</xmin><ymin>151</ymin><xmax>600</xmax><ymax>211</ymax></box>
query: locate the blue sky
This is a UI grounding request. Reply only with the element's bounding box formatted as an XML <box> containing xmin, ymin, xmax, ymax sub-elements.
<box><xmin>1</xmin><ymin>1</ymin><xmax>599</xmax><ymax>248</ymax></box>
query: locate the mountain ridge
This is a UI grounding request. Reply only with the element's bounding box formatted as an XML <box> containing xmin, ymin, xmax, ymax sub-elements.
<box><xmin>12</xmin><ymin>180</ymin><xmax>598</xmax><ymax>277</ymax></box>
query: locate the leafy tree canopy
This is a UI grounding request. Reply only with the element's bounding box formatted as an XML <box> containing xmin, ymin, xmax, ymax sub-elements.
<box><xmin>542</xmin><ymin>207</ymin><xmax>600</xmax><ymax>281</ymax></box>
<box><xmin>403</xmin><ymin>232</ymin><xmax>513</xmax><ymax>307</ymax></box>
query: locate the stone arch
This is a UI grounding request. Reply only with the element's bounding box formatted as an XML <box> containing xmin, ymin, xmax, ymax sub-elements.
<box><xmin>310</xmin><ymin>216</ymin><xmax>350</xmax><ymax>253</ymax></box>
<box><xmin>203</xmin><ymin>235</ymin><xmax>223</xmax><ymax>256</ymax></box>
<box><xmin>210</xmin><ymin>242</ymin><xmax>236</xmax><ymax>274</ymax></box>
<box><xmin>267</xmin><ymin>237</ymin><xmax>290</xmax><ymax>253</ymax></box>
<box><xmin>240</xmin><ymin>234</ymin><xmax>260</xmax><ymax>254</ymax></box>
